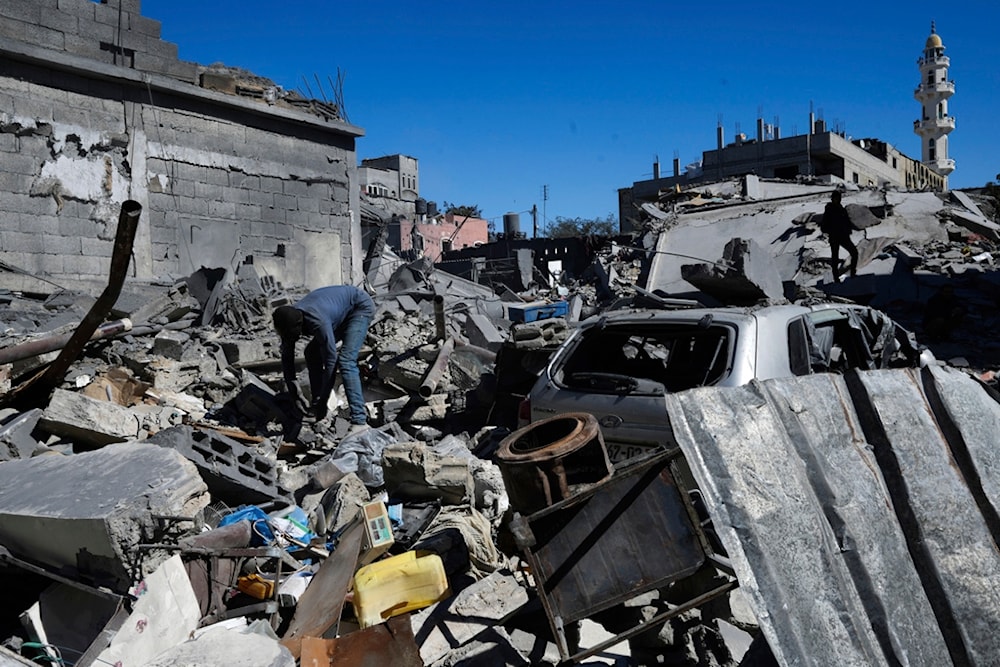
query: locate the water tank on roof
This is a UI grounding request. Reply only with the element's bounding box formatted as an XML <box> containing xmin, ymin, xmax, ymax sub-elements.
<box><xmin>503</xmin><ymin>212</ymin><xmax>520</xmax><ymax>237</ymax></box>
<box><xmin>415</xmin><ymin>198</ymin><xmax>427</xmax><ymax>215</ymax></box>
<box><xmin>427</xmin><ymin>201</ymin><xmax>438</xmax><ymax>217</ymax></box>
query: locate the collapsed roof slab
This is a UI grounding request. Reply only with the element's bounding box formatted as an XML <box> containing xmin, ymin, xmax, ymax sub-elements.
<box><xmin>667</xmin><ymin>366</ymin><xmax>1000</xmax><ymax>666</ymax></box>
<box><xmin>0</xmin><ymin>443</ymin><xmax>209</xmax><ymax>591</ymax></box>
<box><xmin>647</xmin><ymin>189</ymin><xmax>952</xmax><ymax>298</ymax></box>
<box><xmin>647</xmin><ymin>195</ymin><xmax>829</xmax><ymax>297</ymax></box>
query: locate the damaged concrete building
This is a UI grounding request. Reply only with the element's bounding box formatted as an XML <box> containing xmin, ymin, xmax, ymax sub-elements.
<box><xmin>0</xmin><ymin>0</ymin><xmax>365</xmax><ymax>293</ymax></box>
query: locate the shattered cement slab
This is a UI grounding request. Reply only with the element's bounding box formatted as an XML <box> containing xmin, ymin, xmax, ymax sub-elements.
<box><xmin>0</xmin><ymin>443</ymin><xmax>209</xmax><ymax>591</ymax></box>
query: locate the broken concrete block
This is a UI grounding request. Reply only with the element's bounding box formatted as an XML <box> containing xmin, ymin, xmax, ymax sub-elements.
<box><xmin>144</xmin><ymin>388</ymin><xmax>207</xmax><ymax>421</ymax></box>
<box><xmin>379</xmin><ymin>349</ymin><xmax>430</xmax><ymax>393</ymax></box>
<box><xmin>220</xmin><ymin>338</ymin><xmax>268</xmax><ymax>365</ymax></box>
<box><xmin>463</xmin><ymin>313</ymin><xmax>505</xmax><ymax>352</ymax></box>
<box><xmin>395</xmin><ymin>294</ymin><xmax>421</xmax><ymax>313</ymax></box>
<box><xmin>382</xmin><ymin>442</ymin><xmax>473</xmax><ymax>505</ymax></box>
<box><xmin>313</xmin><ymin>473</ymin><xmax>371</xmax><ymax>536</ymax></box>
<box><xmin>950</xmin><ymin>209</ymin><xmax>1000</xmax><ymax>242</ymax></box>
<box><xmin>38</xmin><ymin>388</ymin><xmax>142</xmax><ymax>446</ymax></box>
<box><xmin>142</xmin><ymin>357</ymin><xmax>215</xmax><ymax>392</ymax></box>
<box><xmin>0</xmin><ymin>408</ymin><xmax>42</xmax><ymax>461</ymax></box>
<box><xmin>146</xmin><ymin>425</ymin><xmax>290</xmax><ymax>506</ymax></box>
<box><xmin>845</xmin><ymin>203</ymin><xmax>881</xmax><ymax>230</ymax></box>
<box><xmin>375</xmin><ymin>396</ymin><xmax>410</xmax><ymax>425</ymax></box>
<box><xmin>408</xmin><ymin>394</ymin><xmax>451</xmax><ymax>422</ymax></box>
<box><xmin>229</xmin><ymin>380</ymin><xmax>284</xmax><ymax>425</ymax></box>
<box><xmin>0</xmin><ymin>444</ymin><xmax>208</xmax><ymax>591</ymax></box>
<box><xmin>151</xmin><ymin>329</ymin><xmax>191</xmax><ymax>360</ymax></box>
<box><xmin>681</xmin><ymin>236</ymin><xmax>784</xmax><ymax>305</ymax></box>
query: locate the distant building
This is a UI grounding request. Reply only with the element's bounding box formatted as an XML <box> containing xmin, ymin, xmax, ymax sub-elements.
<box><xmin>619</xmin><ymin>24</ymin><xmax>955</xmax><ymax>233</ymax></box>
<box><xmin>395</xmin><ymin>212</ymin><xmax>489</xmax><ymax>262</ymax></box>
<box><xmin>357</xmin><ymin>154</ymin><xmax>486</xmax><ymax>261</ymax></box>
<box><xmin>359</xmin><ymin>154</ymin><xmax>420</xmax><ymax>202</ymax></box>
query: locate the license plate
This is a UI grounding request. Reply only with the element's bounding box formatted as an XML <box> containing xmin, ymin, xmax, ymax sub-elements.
<box><xmin>605</xmin><ymin>443</ymin><xmax>657</xmax><ymax>465</ymax></box>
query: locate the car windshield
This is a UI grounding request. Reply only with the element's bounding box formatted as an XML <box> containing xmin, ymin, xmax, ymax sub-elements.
<box><xmin>558</xmin><ymin>324</ymin><xmax>732</xmax><ymax>393</ymax></box>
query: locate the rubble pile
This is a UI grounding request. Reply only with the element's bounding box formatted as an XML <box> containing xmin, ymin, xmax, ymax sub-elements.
<box><xmin>0</xmin><ymin>254</ymin><xmax>622</xmax><ymax>667</ymax></box>
<box><xmin>0</xmin><ymin>178</ymin><xmax>999</xmax><ymax>666</ymax></box>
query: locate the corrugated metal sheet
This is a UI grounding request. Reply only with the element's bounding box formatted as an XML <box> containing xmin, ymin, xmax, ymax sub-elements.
<box><xmin>666</xmin><ymin>365</ymin><xmax>1000</xmax><ymax>666</ymax></box>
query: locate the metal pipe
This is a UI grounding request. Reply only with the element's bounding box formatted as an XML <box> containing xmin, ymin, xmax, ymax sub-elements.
<box><xmin>433</xmin><ymin>294</ymin><xmax>446</xmax><ymax>341</ymax></box>
<box><xmin>419</xmin><ymin>337</ymin><xmax>456</xmax><ymax>399</ymax></box>
<box><xmin>0</xmin><ymin>318</ymin><xmax>132</xmax><ymax>365</ymax></box>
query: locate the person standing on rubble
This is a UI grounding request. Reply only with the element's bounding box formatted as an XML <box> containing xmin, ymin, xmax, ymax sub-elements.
<box><xmin>820</xmin><ymin>190</ymin><xmax>859</xmax><ymax>282</ymax></box>
<box><xmin>272</xmin><ymin>284</ymin><xmax>375</xmax><ymax>429</ymax></box>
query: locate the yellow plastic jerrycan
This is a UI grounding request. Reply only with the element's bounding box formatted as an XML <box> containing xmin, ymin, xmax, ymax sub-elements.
<box><xmin>352</xmin><ymin>551</ymin><xmax>450</xmax><ymax>628</ymax></box>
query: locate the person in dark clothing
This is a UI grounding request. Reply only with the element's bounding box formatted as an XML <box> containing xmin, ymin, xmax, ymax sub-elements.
<box><xmin>272</xmin><ymin>285</ymin><xmax>376</xmax><ymax>426</ymax></box>
<box><xmin>820</xmin><ymin>190</ymin><xmax>859</xmax><ymax>283</ymax></box>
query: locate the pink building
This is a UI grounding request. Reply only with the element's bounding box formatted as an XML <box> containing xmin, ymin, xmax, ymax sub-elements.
<box><xmin>398</xmin><ymin>212</ymin><xmax>489</xmax><ymax>261</ymax></box>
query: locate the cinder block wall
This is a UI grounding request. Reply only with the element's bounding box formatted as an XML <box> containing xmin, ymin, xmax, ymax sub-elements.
<box><xmin>0</xmin><ymin>0</ymin><xmax>364</xmax><ymax>291</ymax></box>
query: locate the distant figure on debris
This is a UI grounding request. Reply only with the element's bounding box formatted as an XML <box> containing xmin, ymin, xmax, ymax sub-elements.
<box><xmin>820</xmin><ymin>190</ymin><xmax>858</xmax><ymax>283</ymax></box>
<box><xmin>923</xmin><ymin>284</ymin><xmax>965</xmax><ymax>341</ymax></box>
<box><xmin>273</xmin><ymin>285</ymin><xmax>375</xmax><ymax>428</ymax></box>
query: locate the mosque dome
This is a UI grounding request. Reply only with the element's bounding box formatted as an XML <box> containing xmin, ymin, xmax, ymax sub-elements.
<box><xmin>925</xmin><ymin>33</ymin><xmax>943</xmax><ymax>49</ymax></box>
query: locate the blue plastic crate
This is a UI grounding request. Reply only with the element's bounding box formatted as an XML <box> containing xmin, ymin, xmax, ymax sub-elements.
<box><xmin>508</xmin><ymin>300</ymin><xmax>568</xmax><ymax>323</ymax></box>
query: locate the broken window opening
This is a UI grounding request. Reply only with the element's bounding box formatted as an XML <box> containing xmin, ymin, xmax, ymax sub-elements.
<box><xmin>803</xmin><ymin>308</ymin><xmax>918</xmax><ymax>375</ymax></box>
<box><xmin>558</xmin><ymin>325</ymin><xmax>733</xmax><ymax>394</ymax></box>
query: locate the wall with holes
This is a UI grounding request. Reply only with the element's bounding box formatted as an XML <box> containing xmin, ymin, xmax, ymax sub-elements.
<box><xmin>0</xmin><ymin>0</ymin><xmax>364</xmax><ymax>291</ymax></box>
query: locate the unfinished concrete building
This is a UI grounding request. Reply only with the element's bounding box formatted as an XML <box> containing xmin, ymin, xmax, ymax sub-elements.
<box><xmin>0</xmin><ymin>0</ymin><xmax>365</xmax><ymax>293</ymax></box>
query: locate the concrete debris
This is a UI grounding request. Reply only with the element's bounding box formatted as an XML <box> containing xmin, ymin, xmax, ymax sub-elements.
<box><xmin>0</xmin><ymin>175</ymin><xmax>997</xmax><ymax>666</ymax></box>
<box><xmin>0</xmin><ymin>444</ymin><xmax>208</xmax><ymax>590</ymax></box>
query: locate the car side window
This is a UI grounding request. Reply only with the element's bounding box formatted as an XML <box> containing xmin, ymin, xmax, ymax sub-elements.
<box><xmin>787</xmin><ymin>317</ymin><xmax>812</xmax><ymax>376</ymax></box>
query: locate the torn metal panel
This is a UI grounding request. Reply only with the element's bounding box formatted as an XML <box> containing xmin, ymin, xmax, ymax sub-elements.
<box><xmin>919</xmin><ymin>365</ymin><xmax>1000</xmax><ymax>525</ymax></box>
<box><xmin>850</xmin><ymin>368</ymin><xmax>1000</xmax><ymax>665</ymax></box>
<box><xmin>510</xmin><ymin>450</ymin><xmax>710</xmax><ymax>661</ymax></box>
<box><xmin>666</xmin><ymin>368</ymin><xmax>1000</xmax><ymax>666</ymax></box>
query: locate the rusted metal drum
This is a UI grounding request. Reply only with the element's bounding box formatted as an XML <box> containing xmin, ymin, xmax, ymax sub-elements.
<box><xmin>495</xmin><ymin>412</ymin><xmax>613</xmax><ymax>514</ymax></box>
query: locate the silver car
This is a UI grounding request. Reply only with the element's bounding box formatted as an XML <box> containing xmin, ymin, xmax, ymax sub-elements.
<box><xmin>520</xmin><ymin>303</ymin><xmax>933</xmax><ymax>464</ymax></box>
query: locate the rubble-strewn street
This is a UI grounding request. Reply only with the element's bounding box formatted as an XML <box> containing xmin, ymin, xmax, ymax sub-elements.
<box><xmin>1</xmin><ymin>176</ymin><xmax>999</xmax><ymax>666</ymax></box>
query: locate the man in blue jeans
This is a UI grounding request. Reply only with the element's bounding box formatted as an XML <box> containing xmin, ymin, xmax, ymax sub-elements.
<box><xmin>272</xmin><ymin>284</ymin><xmax>375</xmax><ymax>428</ymax></box>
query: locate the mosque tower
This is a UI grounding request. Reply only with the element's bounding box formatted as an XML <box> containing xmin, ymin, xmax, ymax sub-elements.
<box><xmin>914</xmin><ymin>21</ymin><xmax>955</xmax><ymax>184</ymax></box>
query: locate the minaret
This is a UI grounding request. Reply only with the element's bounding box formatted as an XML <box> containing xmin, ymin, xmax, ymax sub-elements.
<box><xmin>914</xmin><ymin>21</ymin><xmax>955</xmax><ymax>184</ymax></box>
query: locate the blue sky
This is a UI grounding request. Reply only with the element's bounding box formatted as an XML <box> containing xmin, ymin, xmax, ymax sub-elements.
<box><xmin>142</xmin><ymin>0</ymin><xmax>999</xmax><ymax>230</ymax></box>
